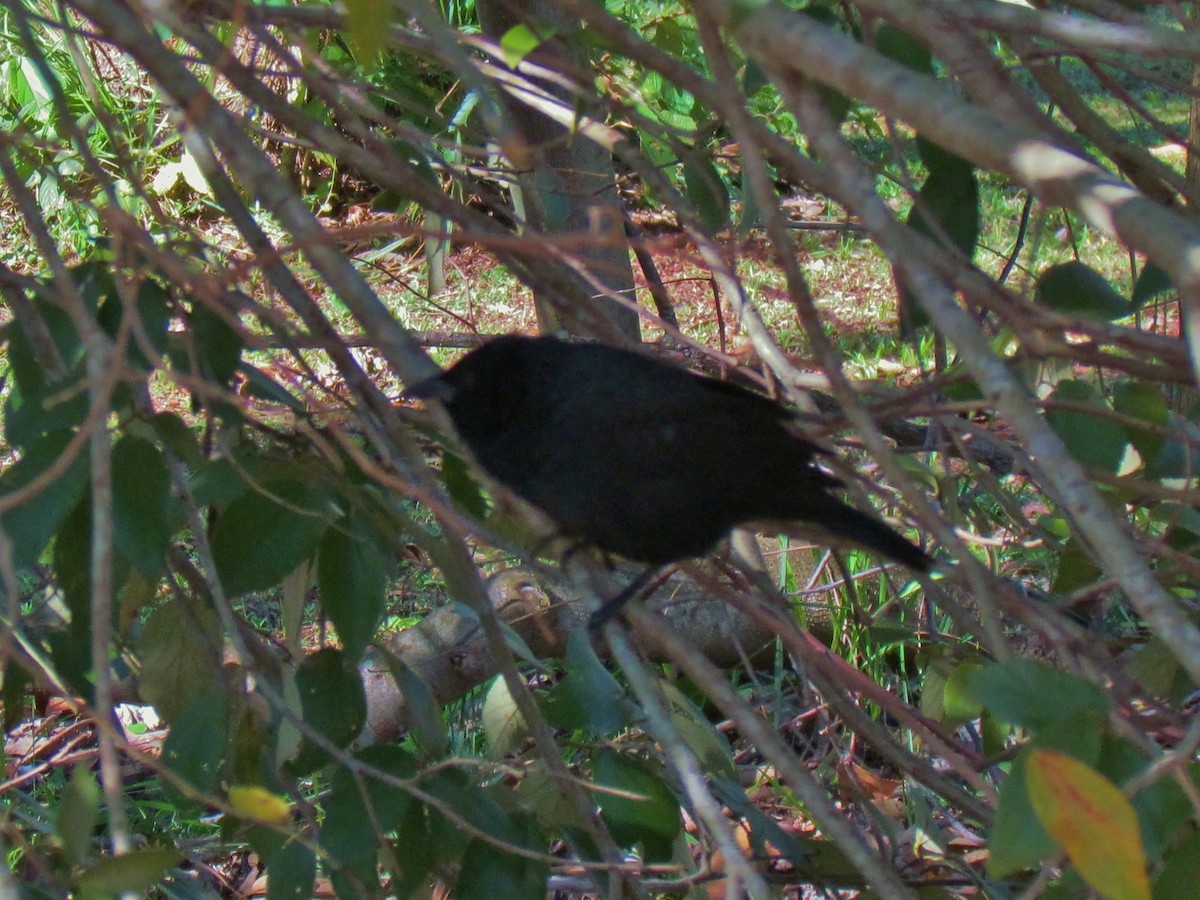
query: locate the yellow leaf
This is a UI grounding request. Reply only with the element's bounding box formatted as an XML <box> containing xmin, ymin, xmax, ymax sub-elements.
<box><xmin>1026</xmin><ymin>749</ymin><xmax>1150</xmax><ymax>900</ymax></box>
<box><xmin>228</xmin><ymin>785</ymin><xmax>292</xmax><ymax>824</ymax></box>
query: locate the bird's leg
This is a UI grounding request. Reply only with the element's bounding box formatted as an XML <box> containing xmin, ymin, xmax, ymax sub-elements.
<box><xmin>587</xmin><ymin>566</ymin><xmax>663</xmax><ymax>631</ymax></box>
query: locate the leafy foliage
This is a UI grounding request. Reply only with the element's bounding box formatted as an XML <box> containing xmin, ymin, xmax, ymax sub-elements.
<box><xmin>1</xmin><ymin>0</ymin><xmax>1198</xmax><ymax>897</ymax></box>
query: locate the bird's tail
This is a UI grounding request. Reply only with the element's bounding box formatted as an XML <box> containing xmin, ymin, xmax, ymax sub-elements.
<box><xmin>767</xmin><ymin>497</ymin><xmax>934</xmax><ymax>573</ymax></box>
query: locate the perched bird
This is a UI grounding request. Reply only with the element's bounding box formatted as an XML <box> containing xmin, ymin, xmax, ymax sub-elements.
<box><xmin>409</xmin><ymin>335</ymin><xmax>932</xmax><ymax>623</ymax></box>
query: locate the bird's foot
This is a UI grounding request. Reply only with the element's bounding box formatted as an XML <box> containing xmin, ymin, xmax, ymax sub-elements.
<box><xmin>587</xmin><ymin>567</ymin><xmax>659</xmax><ymax>631</ymax></box>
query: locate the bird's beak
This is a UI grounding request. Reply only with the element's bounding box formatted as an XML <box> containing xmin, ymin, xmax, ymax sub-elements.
<box><xmin>405</xmin><ymin>373</ymin><xmax>454</xmax><ymax>402</ymax></box>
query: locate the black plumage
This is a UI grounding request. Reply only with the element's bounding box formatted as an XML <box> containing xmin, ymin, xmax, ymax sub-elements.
<box><xmin>410</xmin><ymin>335</ymin><xmax>932</xmax><ymax>608</ymax></box>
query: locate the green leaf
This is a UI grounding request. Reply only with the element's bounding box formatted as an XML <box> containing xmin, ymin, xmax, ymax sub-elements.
<box><xmin>393</xmin><ymin>140</ymin><xmax>439</xmax><ymax>185</ymax></box>
<box><xmin>443</xmin><ymin>452</ymin><xmax>489</xmax><ymax>519</ymax></box>
<box><xmin>1122</xmin><ymin>636</ymin><xmax>1184</xmax><ymax>702</ymax></box>
<box><xmin>172</xmin><ymin>301</ymin><xmax>243</xmax><ymax>390</ymax></box>
<box><xmin>913</xmin><ymin>164</ymin><xmax>979</xmax><ymax>248</ymax></box>
<box><xmin>138</xmin><ymin>599</ymin><xmax>223</xmax><ymax>724</ymax></box>
<box><xmin>53</xmin><ymin>495</ymin><xmax>94</xmax><ymax>642</ymax></box>
<box><xmin>265</xmin><ymin>835</ymin><xmax>316</xmax><ymax>900</ymax></box>
<box><xmin>1044</xmin><ymin>379</ymin><xmax>1128</xmax><ymax>473</ymax></box>
<box><xmin>1113</xmin><ymin>381</ymin><xmax>1169</xmax><ymax>469</ymax></box>
<box><xmin>112</xmin><ymin>435</ymin><xmax>175</xmax><ymax>577</ymax></box>
<box><xmin>1154</xmin><ymin>829</ymin><xmax>1200</xmax><ymax>900</ymax></box>
<box><xmin>988</xmin><ymin>751</ymin><xmax>1055</xmax><ymax>876</ymax></box>
<box><xmin>499</xmin><ymin>24</ymin><xmax>554</xmax><ymax>68</ymax></box>
<box><xmin>149</xmin><ymin>412</ymin><xmax>204</xmax><ymax>468</ymax></box>
<box><xmin>422</xmin><ymin>770</ymin><xmax>513</xmax><ymax>859</ymax></box>
<box><xmin>319</xmin><ymin>514</ymin><xmax>388</xmax><ymax>662</ymax></box>
<box><xmin>189</xmin><ymin>445</ymin><xmax>268</xmax><ymax>510</ymax></box>
<box><xmin>3</xmin><ymin>659</ymin><xmax>30</xmax><ymax>732</ymax></box>
<box><xmin>729</xmin><ymin>0</ymin><xmax>772</xmax><ymax>30</ymax></box>
<box><xmin>922</xmin><ymin>658</ymin><xmax>984</xmax><ymax>727</ymax></box>
<box><xmin>1096</xmin><ymin>738</ymin><xmax>1194</xmax><ymax>863</ymax></box>
<box><xmin>482</xmin><ymin>676</ymin><xmax>528</xmax><ymax>759</ymax></box>
<box><xmin>660</xmin><ymin>681</ymin><xmax>736</xmax><ymax>780</ymax></box>
<box><xmin>329</xmin><ymin>853</ymin><xmax>386</xmax><ymax>900</ymax></box>
<box><xmin>711</xmin><ymin>776</ymin><xmax>815</xmax><ymax>867</ymax></box>
<box><xmin>649</xmin><ymin>18</ymin><xmax>685</xmax><ymax>56</ymax></box>
<box><xmin>454</xmin><ymin>832</ymin><xmax>549</xmax><ymax>900</ymax></box>
<box><xmin>916</xmin><ymin>136</ymin><xmax>974</xmax><ymax>180</ymax></box>
<box><xmin>211</xmin><ymin>478</ymin><xmax>334</xmax><ymax>597</ymax></box>
<box><xmin>424</xmin><ymin>810</ymin><xmax>475</xmax><ymax>877</ymax></box>
<box><xmin>1131</xmin><ymin>261</ymin><xmax>1172</xmax><ymax>309</ymax></box>
<box><xmin>5</xmin><ymin>290</ymin><xmax>84</xmax><ymax>396</ymax></box>
<box><xmin>71</xmin><ymin>259</ymin><xmax>115</xmax><ymax>315</ymax></box>
<box><xmin>287</xmin><ymin>648</ymin><xmax>367</xmax><ymax>774</ymax></box>
<box><xmin>736</xmin><ymin>166</ymin><xmax>762</xmax><ymax>234</ymax></box>
<box><xmin>1036</xmin><ymin>711</ymin><xmax>1104</xmax><ymax>767</ymax></box>
<box><xmin>162</xmin><ymin>693</ymin><xmax>228</xmax><ymax>803</ymax></box>
<box><xmin>1035</xmin><ymin>261</ymin><xmax>1131</xmax><ymax>321</ymax></box>
<box><xmin>47</xmin><ymin>629</ymin><xmax>94</xmax><ymax>702</ymax></box>
<box><xmin>237</xmin><ymin>363</ymin><xmax>306</xmax><ymax>411</ymax></box>
<box><xmin>386</xmin><ymin>654</ymin><xmax>448</xmax><ymax>759</ymax></box>
<box><xmin>543</xmin><ymin>631</ymin><xmax>633</xmax><ymax>735</ymax></box>
<box><xmin>344</xmin><ymin>0</ymin><xmax>390</xmax><ymax>68</ymax></box>
<box><xmin>1162</xmin><ymin>505</ymin><xmax>1200</xmax><ymax>554</ymax></box>
<box><xmin>639</xmin><ymin>132</ymin><xmax>676</xmax><ymax>169</ymax></box>
<box><xmin>97</xmin><ymin>277</ymin><xmax>171</xmax><ymax>370</ymax></box>
<box><xmin>59</xmin><ymin>764</ymin><xmax>100</xmax><ymax>867</ymax></box>
<box><xmin>593</xmin><ymin>748</ymin><xmax>681</xmax><ymax>862</ymax></box>
<box><xmin>1051</xmin><ymin>538</ymin><xmax>1104</xmax><ymax>595</ymax></box>
<box><xmin>76</xmin><ymin>847</ymin><xmax>182</xmax><ymax>897</ymax></box>
<box><xmin>939</xmin><ymin>367</ymin><xmax>985</xmax><ymax>403</ymax></box>
<box><xmin>247</xmin><ymin>826</ymin><xmax>316</xmax><ymax>899</ymax></box>
<box><xmin>0</xmin><ymin>429</ymin><xmax>89</xmax><ymax>568</ymax></box>
<box><xmin>514</xmin><ymin>765</ymin><xmax>580</xmax><ymax>830</ymax></box>
<box><xmin>1143</xmin><ymin>415</ymin><xmax>1200</xmax><ymax>480</ymax></box>
<box><xmin>681</xmin><ymin>151</ymin><xmax>730</xmax><ymax>235</ymax></box>
<box><xmin>980</xmin><ymin>710</ymin><xmax>1008</xmax><ymax>759</ymax></box>
<box><xmin>876</xmin><ymin>23</ymin><xmax>934</xmax><ymax>75</ymax></box>
<box><xmin>4</xmin><ymin>364</ymin><xmax>88</xmax><ymax>447</ymax></box>
<box><xmin>741</xmin><ymin>59</ymin><xmax>768</xmax><ymax>97</ymax></box>
<box><xmin>967</xmin><ymin>659</ymin><xmax>1110</xmax><ymax>732</ymax></box>
<box><xmin>322</xmin><ymin>745</ymin><xmax>418</xmax><ymax>865</ymax></box>
<box><xmin>901</xmin><ymin>165</ymin><xmax>978</xmax><ymax>333</ymax></box>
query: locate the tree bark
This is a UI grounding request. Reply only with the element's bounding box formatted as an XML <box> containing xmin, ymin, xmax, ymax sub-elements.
<box><xmin>475</xmin><ymin>0</ymin><xmax>640</xmax><ymax>342</ymax></box>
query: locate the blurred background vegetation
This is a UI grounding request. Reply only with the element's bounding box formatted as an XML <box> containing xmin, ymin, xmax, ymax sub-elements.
<box><xmin>1</xmin><ymin>0</ymin><xmax>1200</xmax><ymax>897</ymax></box>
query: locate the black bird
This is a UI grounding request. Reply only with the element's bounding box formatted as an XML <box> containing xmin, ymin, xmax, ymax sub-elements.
<box><xmin>410</xmin><ymin>335</ymin><xmax>932</xmax><ymax>623</ymax></box>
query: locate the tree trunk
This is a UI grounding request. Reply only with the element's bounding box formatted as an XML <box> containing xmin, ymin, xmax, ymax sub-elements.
<box><xmin>476</xmin><ymin>0</ymin><xmax>640</xmax><ymax>342</ymax></box>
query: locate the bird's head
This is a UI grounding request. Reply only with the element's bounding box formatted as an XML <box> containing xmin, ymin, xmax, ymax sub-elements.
<box><xmin>408</xmin><ymin>336</ymin><xmax>521</xmax><ymax>397</ymax></box>
<box><xmin>406</xmin><ymin>335</ymin><xmax>546</xmax><ymax>440</ymax></box>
